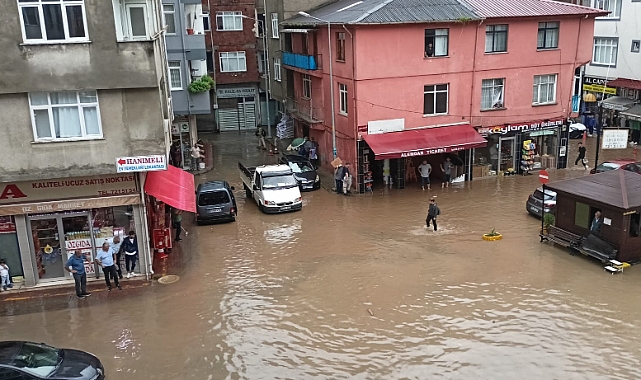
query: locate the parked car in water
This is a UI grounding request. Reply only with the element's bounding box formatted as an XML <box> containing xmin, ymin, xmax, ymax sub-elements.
<box><xmin>0</xmin><ymin>341</ymin><xmax>104</xmax><ymax>379</ymax></box>
<box><xmin>278</xmin><ymin>154</ymin><xmax>321</xmax><ymax>191</ymax></box>
<box><xmin>195</xmin><ymin>180</ymin><xmax>237</xmax><ymax>224</ymax></box>
<box><xmin>590</xmin><ymin>159</ymin><xmax>641</xmax><ymax>175</ymax></box>
<box><xmin>526</xmin><ymin>187</ymin><xmax>557</xmax><ymax>217</ymax></box>
<box><xmin>239</xmin><ymin>162</ymin><xmax>302</xmax><ymax>214</ymax></box>
<box><xmin>568</xmin><ymin>123</ymin><xmax>587</xmax><ymax>139</ymax></box>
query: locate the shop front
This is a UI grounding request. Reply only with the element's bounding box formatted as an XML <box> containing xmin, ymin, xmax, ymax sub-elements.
<box><xmin>473</xmin><ymin>118</ymin><xmax>569</xmax><ymax>178</ymax></box>
<box><xmin>215</xmin><ymin>86</ymin><xmax>258</xmax><ymax>132</ymax></box>
<box><xmin>0</xmin><ymin>174</ymin><xmax>149</xmax><ymax>287</ymax></box>
<box><xmin>357</xmin><ymin>123</ymin><xmax>487</xmax><ymax>192</ymax></box>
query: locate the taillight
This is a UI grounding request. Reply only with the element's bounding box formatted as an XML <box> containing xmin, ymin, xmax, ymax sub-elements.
<box><xmin>544</xmin><ymin>202</ymin><xmax>555</xmax><ymax>208</ymax></box>
<box><xmin>264</xmin><ymin>200</ymin><xmax>269</xmax><ymax>205</ymax></box>
<box><xmin>230</xmin><ymin>207</ymin><xmax>235</xmax><ymax>215</ymax></box>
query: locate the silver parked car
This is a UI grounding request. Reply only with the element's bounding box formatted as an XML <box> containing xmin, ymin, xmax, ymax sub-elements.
<box><xmin>526</xmin><ymin>187</ymin><xmax>557</xmax><ymax>217</ymax></box>
<box><xmin>196</xmin><ymin>181</ymin><xmax>237</xmax><ymax>224</ymax></box>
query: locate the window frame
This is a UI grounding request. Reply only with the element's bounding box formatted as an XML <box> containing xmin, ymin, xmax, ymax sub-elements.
<box><xmin>592</xmin><ymin>37</ymin><xmax>619</xmax><ymax>66</ymax></box>
<box><xmin>423</xmin><ymin>84</ymin><xmax>449</xmax><ymax>116</ymax></box>
<box><xmin>592</xmin><ymin>0</ymin><xmax>622</xmax><ymax>19</ymax></box>
<box><xmin>336</xmin><ymin>32</ymin><xmax>346</xmax><ymax>61</ymax></box>
<box><xmin>302</xmin><ymin>74</ymin><xmax>311</xmax><ymax>99</ymax></box>
<box><xmin>537</xmin><ymin>22</ymin><xmax>559</xmax><ymax>50</ymax></box>
<box><xmin>18</xmin><ymin>0</ymin><xmax>89</xmax><ymax>44</ymax></box>
<box><xmin>219</xmin><ymin>51</ymin><xmax>247</xmax><ymax>72</ymax></box>
<box><xmin>532</xmin><ymin>74</ymin><xmax>558</xmax><ymax>105</ymax></box>
<box><xmin>485</xmin><ymin>24</ymin><xmax>508</xmax><ymax>53</ymax></box>
<box><xmin>274</xmin><ymin>58</ymin><xmax>281</xmax><ymax>81</ymax></box>
<box><xmin>202</xmin><ymin>12</ymin><xmax>210</xmax><ymax>32</ymax></box>
<box><xmin>162</xmin><ymin>3</ymin><xmax>176</xmax><ymax>34</ymax></box>
<box><xmin>481</xmin><ymin>78</ymin><xmax>505</xmax><ymax>110</ymax></box>
<box><xmin>216</xmin><ymin>11</ymin><xmax>243</xmax><ymax>31</ymax></box>
<box><xmin>124</xmin><ymin>2</ymin><xmax>150</xmax><ymax>41</ymax></box>
<box><xmin>29</xmin><ymin>91</ymin><xmax>103</xmax><ymax>142</ymax></box>
<box><xmin>271</xmin><ymin>13</ymin><xmax>279</xmax><ymax>39</ymax></box>
<box><xmin>632</xmin><ymin>40</ymin><xmax>641</xmax><ymax>53</ymax></box>
<box><xmin>424</xmin><ymin>28</ymin><xmax>449</xmax><ymax>57</ymax></box>
<box><xmin>339</xmin><ymin>83</ymin><xmax>348</xmax><ymax>115</ymax></box>
<box><xmin>168</xmin><ymin>61</ymin><xmax>183</xmax><ymax>90</ymax></box>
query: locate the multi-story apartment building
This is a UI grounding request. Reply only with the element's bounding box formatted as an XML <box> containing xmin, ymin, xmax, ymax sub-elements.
<box><xmin>0</xmin><ymin>0</ymin><xmax>173</xmax><ymax>287</ymax></box>
<box><xmin>562</xmin><ymin>0</ymin><xmax>641</xmax><ymax>141</ymax></box>
<box><xmin>203</xmin><ymin>0</ymin><xmax>261</xmax><ymax>132</ymax></box>
<box><xmin>281</xmin><ymin>0</ymin><xmax>603</xmax><ymax>191</ymax></box>
<box><xmin>163</xmin><ymin>0</ymin><xmax>211</xmax><ymax>169</ymax></box>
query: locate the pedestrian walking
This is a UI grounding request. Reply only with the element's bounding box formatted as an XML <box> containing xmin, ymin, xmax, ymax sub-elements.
<box><xmin>65</xmin><ymin>250</ymin><xmax>91</xmax><ymax>299</ymax></box>
<box><xmin>342</xmin><ymin>162</ymin><xmax>353</xmax><ymax>195</ymax></box>
<box><xmin>0</xmin><ymin>259</ymin><xmax>11</xmax><ymax>291</ymax></box>
<box><xmin>111</xmin><ymin>235</ymin><xmax>123</xmax><ymax>279</ymax></box>
<box><xmin>575</xmin><ymin>142</ymin><xmax>588</xmax><ymax>169</ymax></box>
<box><xmin>95</xmin><ymin>242</ymin><xmax>121</xmax><ymax>291</ymax></box>
<box><xmin>417</xmin><ymin>160</ymin><xmax>432</xmax><ymax>190</ymax></box>
<box><xmin>122</xmin><ymin>231</ymin><xmax>139</xmax><ymax>278</ymax></box>
<box><xmin>426</xmin><ymin>198</ymin><xmax>441</xmax><ymax>231</ymax></box>
<box><xmin>334</xmin><ymin>163</ymin><xmax>345</xmax><ymax>194</ymax></box>
<box><xmin>172</xmin><ymin>208</ymin><xmax>183</xmax><ymax>242</ymax></box>
<box><xmin>256</xmin><ymin>127</ymin><xmax>267</xmax><ymax>150</ymax></box>
<box><xmin>440</xmin><ymin>157</ymin><xmax>453</xmax><ymax>188</ymax></box>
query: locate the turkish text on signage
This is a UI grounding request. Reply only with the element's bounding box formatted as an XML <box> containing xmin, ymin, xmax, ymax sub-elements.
<box><xmin>0</xmin><ymin>195</ymin><xmax>140</xmax><ymax>216</ymax></box>
<box><xmin>477</xmin><ymin>118</ymin><xmax>565</xmax><ymax>136</ymax></box>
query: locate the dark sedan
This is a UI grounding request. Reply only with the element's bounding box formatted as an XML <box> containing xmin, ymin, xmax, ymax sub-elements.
<box><xmin>0</xmin><ymin>341</ymin><xmax>104</xmax><ymax>379</ymax></box>
<box><xmin>278</xmin><ymin>154</ymin><xmax>321</xmax><ymax>191</ymax></box>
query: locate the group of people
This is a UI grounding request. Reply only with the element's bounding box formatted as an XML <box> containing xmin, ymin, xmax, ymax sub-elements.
<box><xmin>65</xmin><ymin>231</ymin><xmax>140</xmax><ymax>299</ymax></box>
<box><xmin>334</xmin><ymin>162</ymin><xmax>353</xmax><ymax>195</ymax></box>
<box><xmin>417</xmin><ymin>157</ymin><xmax>455</xmax><ymax>190</ymax></box>
<box><xmin>170</xmin><ymin>139</ymin><xmax>205</xmax><ymax>172</ymax></box>
<box><xmin>298</xmin><ymin>137</ymin><xmax>319</xmax><ymax>169</ymax></box>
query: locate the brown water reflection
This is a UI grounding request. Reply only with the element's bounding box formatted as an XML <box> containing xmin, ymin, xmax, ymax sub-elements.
<box><xmin>1</xmin><ymin>133</ymin><xmax>641</xmax><ymax>379</ymax></box>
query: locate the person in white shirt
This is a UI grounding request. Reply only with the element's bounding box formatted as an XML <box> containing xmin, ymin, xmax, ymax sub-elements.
<box><xmin>417</xmin><ymin>160</ymin><xmax>432</xmax><ymax>190</ymax></box>
<box><xmin>0</xmin><ymin>259</ymin><xmax>10</xmax><ymax>291</ymax></box>
<box><xmin>111</xmin><ymin>235</ymin><xmax>123</xmax><ymax>279</ymax></box>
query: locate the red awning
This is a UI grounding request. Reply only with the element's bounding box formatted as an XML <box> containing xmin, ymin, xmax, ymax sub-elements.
<box><xmin>363</xmin><ymin>124</ymin><xmax>487</xmax><ymax>160</ymax></box>
<box><xmin>607</xmin><ymin>78</ymin><xmax>641</xmax><ymax>90</ymax></box>
<box><xmin>144</xmin><ymin>165</ymin><xmax>196</xmax><ymax>213</ymax></box>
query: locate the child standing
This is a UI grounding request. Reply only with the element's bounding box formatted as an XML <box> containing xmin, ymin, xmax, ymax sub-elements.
<box><xmin>0</xmin><ymin>259</ymin><xmax>10</xmax><ymax>291</ymax></box>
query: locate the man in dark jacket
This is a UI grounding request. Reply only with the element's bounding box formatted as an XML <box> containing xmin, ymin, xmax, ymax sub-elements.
<box><xmin>575</xmin><ymin>142</ymin><xmax>587</xmax><ymax>169</ymax></box>
<box><xmin>121</xmin><ymin>231</ymin><xmax>139</xmax><ymax>278</ymax></box>
<box><xmin>426</xmin><ymin>198</ymin><xmax>441</xmax><ymax>231</ymax></box>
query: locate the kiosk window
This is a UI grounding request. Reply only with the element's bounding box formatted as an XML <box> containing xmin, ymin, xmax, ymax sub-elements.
<box><xmin>575</xmin><ymin>202</ymin><xmax>590</xmax><ymax>229</ymax></box>
<box><xmin>630</xmin><ymin>213</ymin><xmax>640</xmax><ymax>237</ymax></box>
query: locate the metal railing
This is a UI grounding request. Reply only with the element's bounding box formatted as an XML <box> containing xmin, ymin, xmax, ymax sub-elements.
<box><xmin>285</xmin><ymin>97</ymin><xmax>323</xmax><ymax>123</ymax></box>
<box><xmin>282</xmin><ymin>52</ymin><xmax>322</xmax><ymax>71</ymax></box>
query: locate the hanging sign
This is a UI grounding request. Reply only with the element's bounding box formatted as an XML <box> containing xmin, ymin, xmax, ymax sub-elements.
<box><xmin>116</xmin><ymin>155</ymin><xmax>167</xmax><ymax>173</ymax></box>
<box><xmin>602</xmin><ymin>129</ymin><xmax>629</xmax><ymax>149</ymax></box>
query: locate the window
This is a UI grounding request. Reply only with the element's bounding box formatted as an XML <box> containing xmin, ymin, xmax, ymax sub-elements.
<box><xmin>219</xmin><ymin>51</ymin><xmax>247</xmax><ymax>72</ymax></box>
<box><xmin>337</xmin><ymin>32</ymin><xmax>346</xmax><ymax>61</ymax></box>
<box><xmin>632</xmin><ymin>40</ymin><xmax>641</xmax><ymax>53</ymax></box>
<box><xmin>257</xmin><ymin>51</ymin><xmax>264</xmax><ymax>73</ymax></box>
<box><xmin>271</xmin><ymin>13</ymin><xmax>279</xmax><ymax>38</ymax></box>
<box><xmin>423</xmin><ymin>84</ymin><xmax>448</xmax><ymax>115</ymax></box>
<box><xmin>206</xmin><ymin>51</ymin><xmax>214</xmax><ymax>72</ymax></box>
<box><xmin>481</xmin><ymin>79</ymin><xmax>505</xmax><ymax>110</ymax></box>
<box><xmin>124</xmin><ymin>2</ymin><xmax>150</xmax><ymax>40</ymax></box>
<box><xmin>29</xmin><ymin>91</ymin><xmax>102</xmax><ymax>141</ymax></box>
<box><xmin>630</xmin><ymin>213</ymin><xmax>640</xmax><ymax>237</ymax></box>
<box><xmin>302</xmin><ymin>74</ymin><xmax>311</xmax><ymax>99</ymax></box>
<box><xmin>18</xmin><ymin>0</ymin><xmax>88</xmax><ymax>43</ymax></box>
<box><xmin>537</xmin><ymin>22</ymin><xmax>559</xmax><ymax>49</ymax></box>
<box><xmin>216</xmin><ymin>11</ymin><xmax>242</xmax><ymax>31</ymax></box>
<box><xmin>592</xmin><ymin>37</ymin><xmax>618</xmax><ymax>65</ymax></box>
<box><xmin>339</xmin><ymin>83</ymin><xmax>348</xmax><ymax>115</ymax></box>
<box><xmin>162</xmin><ymin>4</ymin><xmax>175</xmax><ymax>34</ymax></box>
<box><xmin>168</xmin><ymin>61</ymin><xmax>182</xmax><ymax>90</ymax></box>
<box><xmin>592</xmin><ymin>0</ymin><xmax>622</xmax><ymax>18</ymax></box>
<box><xmin>202</xmin><ymin>12</ymin><xmax>210</xmax><ymax>31</ymax></box>
<box><xmin>274</xmin><ymin>58</ymin><xmax>281</xmax><ymax>81</ymax></box>
<box><xmin>424</xmin><ymin>29</ymin><xmax>449</xmax><ymax>57</ymax></box>
<box><xmin>532</xmin><ymin>74</ymin><xmax>557</xmax><ymax>105</ymax></box>
<box><xmin>485</xmin><ymin>25</ymin><xmax>508</xmax><ymax>53</ymax></box>
<box><xmin>575</xmin><ymin>202</ymin><xmax>590</xmax><ymax>229</ymax></box>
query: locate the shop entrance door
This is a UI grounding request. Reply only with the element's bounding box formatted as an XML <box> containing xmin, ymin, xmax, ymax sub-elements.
<box><xmin>499</xmin><ymin>137</ymin><xmax>516</xmax><ymax>172</ymax></box>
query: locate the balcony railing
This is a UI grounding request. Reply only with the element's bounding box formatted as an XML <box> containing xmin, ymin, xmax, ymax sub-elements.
<box><xmin>282</xmin><ymin>52</ymin><xmax>321</xmax><ymax>71</ymax></box>
<box><xmin>285</xmin><ymin>97</ymin><xmax>323</xmax><ymax>123</ymax></box>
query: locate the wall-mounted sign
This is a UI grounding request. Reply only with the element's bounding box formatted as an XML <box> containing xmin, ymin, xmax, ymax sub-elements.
<box><xmin>116</xmin><ymin>155</ymin><xmax>167</xmax><ymax>173</ymax></box>
<box><xmin>367</xmin><ymin>119</ymin><xmax>405</xmax><ymax>135</ymax></box>
<box><xmin>478</xmin><ymin>118</ymin><xmax>565</xmax><ymax>136</ymax></box>
<box><xmin>0</xmin><ymin>195</ymin><xmax>140</xmax><ymax>216</ymax></box>
<box><xmin>582</xmin><ymin>76</ymin><xmax>617</xmax><ymax>95</ymax></box>
<box><xmin>602</xmin><ymin>129</ymin><xmax>629</xmax><ymax>149</ymax></box>
<box><xmin>216</xmin><ymin>87</ymin><xmax>256</xmax><ymax>99</ymax></box>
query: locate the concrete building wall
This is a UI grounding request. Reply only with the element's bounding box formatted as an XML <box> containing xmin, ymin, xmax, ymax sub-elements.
<box><xmin>0</xmin><ymin>89</ymin><xmax>166</xmax><ymax>182</ymax></box>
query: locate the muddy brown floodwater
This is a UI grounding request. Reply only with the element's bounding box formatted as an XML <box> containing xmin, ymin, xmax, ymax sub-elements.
<box><xmin>2</xmin><ymin>133</ymin><xmax>641</xmax><ymax>379</ymax></box>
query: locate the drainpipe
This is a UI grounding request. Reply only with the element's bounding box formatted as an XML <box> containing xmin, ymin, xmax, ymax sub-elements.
<box><xmin>207</xmin><ymin>0</ymin><xmax>218</xmax><ymax>130</ymax></box>
<box><xmin>343</xmin><ymin>24</ymin><xmax>357</xmax><ymax>166</ymax></box>
<box><xmin>468</xmin><ymin>20</ymin><xmax>481</xmax><ymax>121</ymax></box>
<box><xmin>263</xmin><ymin>0</ymin><xmax>273</xmax><ymax>138</ymax></box>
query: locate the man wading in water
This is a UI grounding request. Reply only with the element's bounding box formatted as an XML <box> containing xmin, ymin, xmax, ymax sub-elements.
<box><xmin>426</xmin><ymin>197</ymin><xmax>441</xmax><ymax>231</ymax></box>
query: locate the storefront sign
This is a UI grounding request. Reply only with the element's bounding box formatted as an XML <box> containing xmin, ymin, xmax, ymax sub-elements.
<box><xmin>116</xmin><ymin>155</ymin><xmax>167</xmax><ymax>173</ymax></box>
<box><xmin>399</xmin><ymin>146</ymin><xmax>466</xmax><ymax>158</ymax></box>
<box><xmin>216</xmin><ymin>87</ymin><xmax>256</xmax><ymax>99</ymax></box>
<box><xmin>0</xmin><ymin>195</ymin><xmax>140</xmax><ymax>216</ymax></box>
<box><xmin>602</xmin><ymin>129</ymin><xmax>629</xmax><ymax>149</ymax></box>
<box><xmin>583</xmin><ymin>76</ymin><xmax>617</xmax><ymax>95</ymax></box>
<box><xmin>478</xmin><ymin>118</ymin><xmax>565</xmax><ymax>136</ymax></box>
<box><xmin>0</xmin><ymin>174</ymin><xmax>137</xmax><ymax>206</ymax></box>
<box><xmin>0</xmin><ymin>216</ymin><xmax>15</xmax><ymax>233</ymax></box>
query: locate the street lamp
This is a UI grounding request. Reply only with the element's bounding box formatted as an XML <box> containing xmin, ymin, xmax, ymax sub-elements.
<box><xmin>242</xmin><ymin>15</ymin><xmax>272</xmax><ymax>138</ymax></box>
<box><xmin>298</xmin><ymin>11</ymin><xmax>337</xmax><ymax>159</ymax></box>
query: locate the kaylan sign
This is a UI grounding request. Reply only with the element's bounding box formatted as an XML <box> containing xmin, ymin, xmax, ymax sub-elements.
<box><xmin>478</xmin><ymin>118</ymin><xmax>565</xmax><ymax>136</ymax></box>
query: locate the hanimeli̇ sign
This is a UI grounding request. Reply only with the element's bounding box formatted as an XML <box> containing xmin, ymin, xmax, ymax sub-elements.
<box><xmin>116</xmin><ymin>155</ymin><xmax>167</xmax><ymax>173</ymax></box>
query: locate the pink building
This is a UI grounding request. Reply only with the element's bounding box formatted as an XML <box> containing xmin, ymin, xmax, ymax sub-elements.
<box><xmin>281</xmin><ymin>0</ymin><xmax>605</xmax><ymax>192</ymax></box>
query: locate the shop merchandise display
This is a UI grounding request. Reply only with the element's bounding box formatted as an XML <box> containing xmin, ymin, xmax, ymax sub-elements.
<box><xmin>276</xmin><ymin>115</ymin><xmax>294</xmax><ymax>139</ymax></box>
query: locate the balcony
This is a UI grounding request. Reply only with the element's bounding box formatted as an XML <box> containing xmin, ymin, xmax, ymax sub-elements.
<box><xmin>282</xmin><ymin>52</ymin><xmax>321</xmax><ymax>71</ymax></box>
<box><xmin>285</xmin><ymin>97</ymin><xmax>323</xmax><ymax>123</ymax></box>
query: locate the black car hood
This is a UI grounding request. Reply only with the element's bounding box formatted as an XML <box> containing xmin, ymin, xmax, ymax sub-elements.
<box><xmin>294</xmin><ymin>171</ymin><xmax>316</xmax><ymax>182</ymax></box>
<box><xmin>50</xmin><ymin>349</ymin><xmax>102</xmax><ymax>379</ymax></box>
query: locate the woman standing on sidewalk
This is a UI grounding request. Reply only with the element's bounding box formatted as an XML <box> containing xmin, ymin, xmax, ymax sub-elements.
<box><xmin>122</xmin><ymin>231</ymin><xmax>139</xmax><ymax>278</ymax></box>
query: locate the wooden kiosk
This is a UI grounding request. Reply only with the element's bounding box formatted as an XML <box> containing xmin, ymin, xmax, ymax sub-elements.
<box><xmin>540</xmin><ymin>170</ymin><xmax>641</xmax><ymax>264</ymax></box>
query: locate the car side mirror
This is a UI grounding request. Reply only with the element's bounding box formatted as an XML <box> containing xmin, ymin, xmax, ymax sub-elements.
<box><xmin>230</xmin><ymin>186</ymin><xmax>235</xmax><ymax>191</ymax></box>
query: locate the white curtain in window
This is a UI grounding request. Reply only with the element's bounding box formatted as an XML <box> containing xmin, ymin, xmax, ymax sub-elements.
<box><xmin>234</xmin><ymin>14</ymin><xmax>242</xmax><ymax>30</ymax></box>
<box><xmin>53</xmin><ymin>107</ymin><xmax>81</xmax><ymax>138</ymax></box>
<box><xmin>435</xmin><ymin>29</ymin><xmax>447</xmax><ymax>56</ymax></box>
<box><xmin>50</xmin><ymin>92</ymin><xmax>76</xmax><ymax>104</ymax></box>
<box><xmin>545</xmin><ymin>28</ymin><xmax>558</xmax><ymax>48</ymax></box>
<box><xmin>83</xmin><ymin>107</ymin><xmax>100</xmax><ymax>135</ymax></box>
<box><xmin>34</xmin><ymin>109</ymin><xmax>52</xmax><ymax>138</ymax></box>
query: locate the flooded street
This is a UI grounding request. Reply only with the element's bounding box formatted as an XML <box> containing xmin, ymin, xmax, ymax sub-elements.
<box><xmin>2</xmin><ymin>133</ymin><xmax>641</xmax><ymax>379</ymax></box>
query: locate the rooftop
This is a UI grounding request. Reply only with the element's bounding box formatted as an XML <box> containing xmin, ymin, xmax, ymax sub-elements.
<box><xmin>283</xmin><ymin>0</ymin><xmax>607</xmax><ymax>25</ymax></box>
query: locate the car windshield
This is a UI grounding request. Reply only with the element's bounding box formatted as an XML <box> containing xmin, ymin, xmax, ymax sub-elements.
<box><xmin>262</xmin><ymin>175</ymin><xmax>298</xmax><ymax>189</ymax></box>
<box><xmin>199</xmin><ymin>190</ymin><xmax>230</xmax><ymax>206</ymax></box>
<box><xmin>288</xmin><ymin>161</ymin><xmax>314</xmax><ymax>173</ymax></box>
<box><xmin>11</xmin><ymin>342</ymin><xmax>60</xmax><ymax>378</ymax></box>
<box><xmin>533</xmin><ymin>190</ymin><xmax>555</xmax><ymax>201</ymax></box>
<box><xmin>596</xmin><ymin>162</ymin><xmax>621</xmax><ymax>172</ymax></box>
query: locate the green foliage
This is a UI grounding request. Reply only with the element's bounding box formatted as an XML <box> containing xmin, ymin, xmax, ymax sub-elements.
<box><xmin>188</xmin><ymin>76</ymin><xmax>215</xmax><ymax>93</ymax></box>
<box><xmin>486</xmin><ymin>228</ymin><xmax>500</xmax><ymax>237</ymax></box>
<box><xmin>543</xmin><ymin>213</ymin><xmax>556</xmax><ymax>228</ymax></box>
